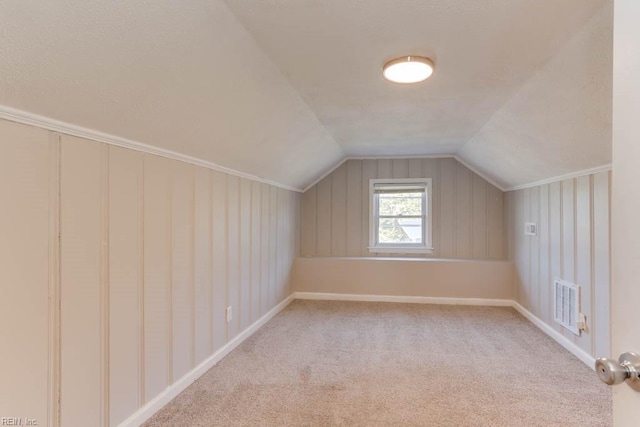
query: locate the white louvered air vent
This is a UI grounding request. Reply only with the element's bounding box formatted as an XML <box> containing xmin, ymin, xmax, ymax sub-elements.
<box><xmin>554</xmin><ymin>279</ymin><xmax>581</xmax><ymax>335</ymax></box>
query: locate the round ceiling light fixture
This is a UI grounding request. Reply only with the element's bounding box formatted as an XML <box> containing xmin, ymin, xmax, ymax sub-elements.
<box><xmin>382</xmin><ymin>56</ymin><xmax>434</xmax><ymax>84</ymax></box>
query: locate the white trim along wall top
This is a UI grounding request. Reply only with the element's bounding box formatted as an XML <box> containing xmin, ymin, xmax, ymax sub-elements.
<box><xmin>0</xmin><ymin>104</ymin><xmax>611</xmax><ymax>195</ymax></box>
<box><xmin>0</xmin><ymin>105</ymin><xmax>302</xmax><ymax>193</ymax></box>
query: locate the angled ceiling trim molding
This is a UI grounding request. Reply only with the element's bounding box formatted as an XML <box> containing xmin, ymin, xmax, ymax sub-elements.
<box><xmin>302</xmin><ymin>154</ymin><xmax>508</xmax><ymax>193</ymax></box>
<box><xmin>505</xmin><ymin>164</ymin><xmax>612</xmax><ymax>192</ymax></box>
<box><xmin>0</xmin><ymin>104</ymin><xmax>303</xmax><ymax>193</ymax></box>
<box><xmin>302</xmin><ymin>157</ymin><xmax>349</xmax><ymax>193</ymax></box>
<box><xmin>450</xmin><ymin>156</ymin><xmax>507</xmax><ymax>192</ymax></box>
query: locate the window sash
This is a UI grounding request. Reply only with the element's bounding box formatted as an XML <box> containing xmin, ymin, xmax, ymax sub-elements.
<box><xmin>368</xmin><ymin>178</ymin><xmax>433</xmax><ymax>253</ymax></box>
<box><xmin>373</xmin><ymin>189</ymin><xmax>427</xmax><ymax>247</ymax></box>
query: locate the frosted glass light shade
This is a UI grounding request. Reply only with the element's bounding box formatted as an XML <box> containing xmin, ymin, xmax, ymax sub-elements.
<box><xmin>383</xmin><ymin>56</ymin><xmax>434</xmax><ymax>84</ymax></box>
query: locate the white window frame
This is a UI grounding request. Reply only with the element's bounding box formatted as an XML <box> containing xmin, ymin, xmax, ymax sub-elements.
<box><xmin>368</xmin><ymin>178</ymin><xmax>433</xmax><ymax>254</ymax></box>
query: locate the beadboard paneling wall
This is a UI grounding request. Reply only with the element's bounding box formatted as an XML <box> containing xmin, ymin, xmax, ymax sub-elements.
<box><xmin>0</xmin><ymin>121</ymin><xmax>53</xmax><ymax>426</ymax></box>
<box><xmin>0</xmin><ymin>118</ymin><xmax>300</xmax><ymax>427</ymax></box>
<box><xmin>301</xmin><ymin>158</ymin><xmax>506</xmax><ymax>259</ymax></box>
<box><xmin>506</xmin><ymin>171</ymin><xmax>611</xmax><ymax>358</ymax></box>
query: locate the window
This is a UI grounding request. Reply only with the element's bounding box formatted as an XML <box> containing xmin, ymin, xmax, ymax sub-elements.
<box><xmin>368</xmin><ymin>178</ymin><xmax>433</xmax><ymax>254</ymax></box>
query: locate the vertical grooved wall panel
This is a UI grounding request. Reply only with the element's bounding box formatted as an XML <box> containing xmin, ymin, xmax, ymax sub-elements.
<box><xmin>472</xmin><ymin>175</ymin><xmax>487</xmax><ymax>258</ymax></box>
<box><xmin>331</xmin><ymin>164</ymin><xmax>347</xmax><ymax>256</ymax></box>
<box><xmin>439</xmin><ymin>159</ymin><xmax>455</xmax><ymax>258</ymax></box>
<box><xmin>269</xmin><ymin>186</ymin><xmax>278</xmax><ymax>308</ymax></box>
<box><xmin>1</xmin><ymin>118</ymin><xmax>301</xmax><ymax>426</ymax></box>
<box><xmin>361</xmin><ymin>160</ymin><xmax>376</xmax><ymax>256</ymax></box>
<box><xmin>260</xmin><ymin>183</ymin><xmax>271</xmax><ymax>316</ymax></box>
<box><xmin>576</xmin><ymin>176</ymin><xmax>592</xmax><ymax>354</ymax></box>
<box><xmin>530</xmin><ymin>187</ymin><xmax>540</xmax><ymax>315</ymax></box>
<box><xmin>392</xmin><ymin>159</ymin><xmax>409</xmax><ymax>178</ymax></box>
<box><xmin>346</xmin><ymin>161</ymin><xmax>362</xmax><ymax>256</ymax></box>
<box><xmin>488</xmin><ymin>185</ymin><xmax>505</xmax><ymax>260</ymax></box>
<box><xmin>108</xmin><ymin>147</ymin><xmax>143</xmax><ymax>426</ymax></box>
<box><xmin>300</xmin><ymin>158</ymin><xmax>504</xmax><ymax>259</ymax></box>
<box><xmin>377</xmin><ymin>159</ymin><xmax>392</xmax><ymax>178</ymax></box>
<box><xmin>276</xmin><ymin>189</ymin><xmax>286</xmax><ymax>302</ymax></box>
<box><xmin>507</xmin><ymin>172</ymin><xmax>611</xmax><ymax>358</ymax></box>
<box><xmin>538</xmin><ymin>185</ymin><xmax>550</xmax><ymax>325</ymax></box>
<box><xmin>239</xmin><ymin>179</ymin><xmax>252</xmax><ymax>331</ymax></box>
<box><xmin>171</xmin><ymin>162</ymin><xmax>194</xmax><ymax>381</ymax></box>
<box><xmin>211</xmin><ymin>172</ymin><xmax>228</xmax><ymax>351</ymax></box>
<box><xmin>285</xmin><ymin>191</ymin><xmax>294</xmax><ymax>295</ymax></box>
<box><xmin>549</xmin><ymin>182</ymin><xmax>564</xmax><ymax>336</ymax></box>
<box><xmin>315</xmin><ymin>176</ymin><xmax>332</xmax><ymax>256</ymax></box>
<box><xmin>0</xmin><ymin>121</ymin><xmax>50</xmax><ymax>425</ymax></box>
<box><xmin>226</xmin><ymin>176</ymin><xmax>240</xmax><ymax>339</ymax></box>
<box><xmin>143</xmin><ymin>155</ymin><xmax>170</xmax><ymax>402</ymax></box>
<box><xmin>454</xmin><ymin>163</ymin><xmax>472</xmax><ymax>259</ymax></box>
<box><xmin>513</xmin><ymin>190</ymin><xmax>525</xmax><ymax>304</ymax></box>
<box><xmin>194</xmin><ymin>167</ymin><xmax>212</xmax><ymax>365</ymax></box>
<box><xmin>60</xmin><ymin>135</ymin><xmax>103</xmax><ymax>427</ymax></box>
<box><xmin>562</xmin><ymin>180</ymin><xmax>576</xmax><ymax>284</ymax></box>
<box><xmin>300</xmin><ymin>186</ymin><xmax>316</xmax><ymax>256</ymax></box>
<box><xmin>251</xmin><ymin>182</ymin><xmax>262</xmax><ymax>322</ymax></box>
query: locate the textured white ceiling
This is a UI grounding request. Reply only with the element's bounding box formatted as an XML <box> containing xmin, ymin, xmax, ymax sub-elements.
<box><xmin>0</xmin><ymin>0</ymin><xmax>344</xmax><ymax>189</ymax></box>
<box><xmin>223</xmin><ymin>0</ymin><xmax>610</xmax><ymax>161</ymax></box>
<box><xmin>0</xmin><ymin>0</ymin><xmax>612</xmax><ymax>189</ymax></box>
<box><xmin>458</xmin><ymin>3</ymin><xmax>613</xmax><ymax>189</ymax></box>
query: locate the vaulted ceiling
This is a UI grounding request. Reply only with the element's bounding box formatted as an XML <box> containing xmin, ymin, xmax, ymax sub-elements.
<box><xmin>0</xmin><ymin>0</ymin><xmax>612</xmax><ymax>190</ymax></box>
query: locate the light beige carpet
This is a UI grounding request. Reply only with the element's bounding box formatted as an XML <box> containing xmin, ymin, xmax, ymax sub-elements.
<box><xmin>144</xmin><ymin>300</ymin><xmax>612</xmax><ymax>427</ymax></box>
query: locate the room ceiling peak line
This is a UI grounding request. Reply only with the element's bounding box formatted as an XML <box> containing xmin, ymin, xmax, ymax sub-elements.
<box><xmin>302</xmin><ymin>154</ymin><xmax>508</xmax><ymax>193</ymax></box>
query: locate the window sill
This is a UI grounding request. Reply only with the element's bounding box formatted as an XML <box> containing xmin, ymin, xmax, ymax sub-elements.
<box><xmin>367</xmin><ymin>246</ymin><xmax>435</xmax><ymax>254</ymax></box>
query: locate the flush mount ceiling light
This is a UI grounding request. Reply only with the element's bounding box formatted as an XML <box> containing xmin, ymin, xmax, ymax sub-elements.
<box><xmin>382</xmin><ymin>56</ymin><xmax>434</xmax><ymax>84</ymax></box>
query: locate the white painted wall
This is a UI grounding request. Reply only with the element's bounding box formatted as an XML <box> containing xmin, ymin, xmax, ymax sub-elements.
<box><xmin>0</xmin><ymin>118</ymin><xmax>300</xmax><ymax>426</ymax></box>
<box><xmin>301</xmin><ymin>158</ymin><xmax>505</xmax><ymax>259</ymax></box>
<box><xmin>505</xmin><ymin>171</ymin><xmax>611</xmax><ymax>359</ymax></box>
<box><xmin>294</xmin><ymin>258</ymin><xmax>513</xmax><ymax>300</ymax></box>
<box><xmin>0</xmin><ymin>121</ymin><xmax>53</xmax><ymax>426</ymax></box>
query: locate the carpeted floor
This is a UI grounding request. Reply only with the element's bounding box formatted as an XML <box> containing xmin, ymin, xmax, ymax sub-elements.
<box><xmin>144</xmin><ymin>300</ymin><xmax>612</xmax><ymax>427</ymax></box>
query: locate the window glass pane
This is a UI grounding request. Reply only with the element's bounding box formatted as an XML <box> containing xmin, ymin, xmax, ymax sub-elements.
<box><xmin>378</xmin><ymin>192</ymin><xmax>422</xmax><ymax>216</ymax></box>
<box><xmin>378</xmin><ymin>218</ymin><xmax>423</xmax><ymax>244</ymax></box>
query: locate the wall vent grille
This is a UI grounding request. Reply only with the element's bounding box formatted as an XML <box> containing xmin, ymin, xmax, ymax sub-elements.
<box><xmin>554</xmin><ymin>279</ymin><xmax>581</xmax><ymax>335</ymax></box>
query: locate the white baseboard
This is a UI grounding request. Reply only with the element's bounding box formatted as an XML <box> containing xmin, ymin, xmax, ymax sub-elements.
<box><xmin>511</xmin><ymin>302</ymin><xmax>595</xmax><ymax>369</ymax></box>
<box><xmin>294</xmin><ymin>292</ymin><xmax>595</xmax><ymax>370</ymax></box>
<box><xmin>118</xmin><ymin>294</ymin><xmax>295</xmax><ymax>427</ymax></box>
<box><xmin>293</xmin><ymin>292</ymin><xmax>513</xmax><ymax>306</ymax></box>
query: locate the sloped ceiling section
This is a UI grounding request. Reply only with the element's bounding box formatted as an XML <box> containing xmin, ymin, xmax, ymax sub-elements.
<box><xmin>223</xmin><ymin>0</ymin><xmax>609</xmax><ymax>173</ymax></box>
<box><xmin>0</xmin><ymin>1</ymin><xmax>612</xmax><ymax>190</ymax></box>
<box><xmin>458</xmin><ymin>2</ymin><xmax>613</xmax><ymax>189</ymax></box>
<box><xmin>0</xmin><ymin>0</ymin><xmax>344</xmax><ymax>189</ymax></box>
